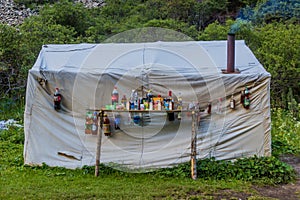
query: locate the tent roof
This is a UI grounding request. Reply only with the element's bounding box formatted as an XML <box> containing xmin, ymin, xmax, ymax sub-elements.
<box><xmin>33</xmin><ymin>40</ymin><xmax>269</xmax><ymax>76</ymax></box>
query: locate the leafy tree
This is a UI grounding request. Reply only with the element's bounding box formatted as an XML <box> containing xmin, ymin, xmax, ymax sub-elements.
<box><xmin>38</xmin><ymin>0</ymin><xmax>95</xmax><ymax>37</ymax></box>
<box><xmin>143</xmin><ymin>19</ymin><xmax>198</xmax><ymax>40</ymax></box>
<box><xmin>20</xmin><ymin>16</ymin><xmax>77</xmax><ymax>61</ymax></box>
<box><xmin>251</xmin><ymin>22</ymin><xmax>300</xmax><ymax>107</ymax></box>
<box><xmin>239</xmin><ymin>0</ymin><xmax>300</xmax><ymax>24</ymax></box>
<box><xmin>188</xmin><ymin>0</ymin><xmax>229</xmax><ymax>31</ymax></box>
<box><xmin>0</xmin><ymin>25</ymin><xmax>25</xmax><ymax>98</ymax></box>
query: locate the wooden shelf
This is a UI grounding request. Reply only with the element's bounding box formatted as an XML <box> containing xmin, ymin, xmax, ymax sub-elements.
<box><xmin>94</xmin><ymin>109</ymin><xmax>198</xmax><ymax>179</ymax></box>
<box><xmin>89</xmin><ymin>109</ymin><xmax>197</xmax><ymax>113</ymax></box>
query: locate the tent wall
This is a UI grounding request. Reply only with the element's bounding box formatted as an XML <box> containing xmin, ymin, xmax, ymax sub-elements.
<box><xmin>24</xmin><ymin>41</ymin><xmax>271</xmax><ymax>169</ymax></box>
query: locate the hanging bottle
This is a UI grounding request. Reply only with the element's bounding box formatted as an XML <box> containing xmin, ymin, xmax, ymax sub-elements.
<box><xmin>92</xmin><ymin>111</ymin><xmax>98</xmax><ymax>135</ymax></box>
<box><xmin>111</xmin><ymin>87</ymin><xmax>119</xmax><ymax>110</ymax></box>
<box><xmin>103</xmin><ymin>114</ymin><xmax>111</xmax><ymax>136</ymax></box>
<box><xmin>85</xmin><ymin>111</ymin><xmax>93</xmax><ymax>134</ymax></box>
<box><xmin>244</xmin><ymin>87</ymin><xmax>250</xmax><ymax>109</ymax></box>
<box><xmin>114</xmin><ymin>113</ymin><xmax>120</xmax><ymax>130</ymax></box>
<box><xmin>53</xmin><ymin>87</ymin><xmax>62</xmax><ymax>111</ymax></box>
<box><xmin>230</xmin><ymin>94</ymin><xmax>236</xmax><ymax>109</ymax></box>
<box><xmin>207</xmin><ymin>102</ymin><xmax>211</xmax><ymax>114</ymax></box>
<box><xmin>240</xmin><ymin>90</ymin><xmax>245</xmax><ymax>106</ymax></box>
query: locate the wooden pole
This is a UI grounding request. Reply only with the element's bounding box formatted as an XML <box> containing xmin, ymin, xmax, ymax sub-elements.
<box><xmin>191</xmin><ymin>111</ymin><xmax>197</xmax><ymax>180</ymax></box>
<box><xmin>95</xmin><ymin>111</ymin><xmax>103</xmax><ymax>177</ymax></box>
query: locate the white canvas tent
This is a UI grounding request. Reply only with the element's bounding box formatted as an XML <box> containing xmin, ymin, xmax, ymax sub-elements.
<box><xmin>24</xmin><ymin>40</ymin><xmax>271</xmax><ymax>170</ymax></box>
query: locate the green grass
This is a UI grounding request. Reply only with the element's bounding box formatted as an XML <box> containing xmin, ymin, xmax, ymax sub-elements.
<box><xmin>0</xmin><ymin>102</ymin><xmax>299</xmax><ymax>199</ymax></box>
<box><xmin>0</xmin><ymin>139</ymin><xmax>254</xmax><ymax>199</ymax></box>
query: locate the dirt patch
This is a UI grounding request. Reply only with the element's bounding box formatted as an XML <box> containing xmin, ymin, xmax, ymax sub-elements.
<box><xmin>192</xmin><ymin>154</ymin><xmax>300</xmax><ymax>200</ymax></box>
<box><xmin>156</xmin><ymin>155</ymin><xmax>300</xmax><ymax>199</ymax></box>
<box><xmin>252</xmin><ymin>154</ymin><xmax>300</xmax><ymax>200</ymax></box>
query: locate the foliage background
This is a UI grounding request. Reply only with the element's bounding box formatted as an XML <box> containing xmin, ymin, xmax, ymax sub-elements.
<box><xmin>1</xmin><ymin>0</ymin><xmax>299</xmax><ymax>114</ymax></box>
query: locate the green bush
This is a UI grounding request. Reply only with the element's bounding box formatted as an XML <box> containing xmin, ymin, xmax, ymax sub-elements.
<box><xmin>271</xmin><ymin>107</ymin><xmax>300</xmax><ymax>156</ymax></box>
<box><xmin>151</xmin><ymin>155</ymin><xmax>296</xmax><ymax>184</ymax></box>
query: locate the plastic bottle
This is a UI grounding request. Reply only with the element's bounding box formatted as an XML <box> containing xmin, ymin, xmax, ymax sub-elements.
<box><xmin>92</xmin><ymin>111</ymin><xmax>98</xmax><ymax>135</ymax></box>
<box><xmin>130</xmin><ymin>90</ymin><xmax>135</xmax><ymax>110</ymax></box>
<box><xmin>111</xmin><ymin>87</ymin><xmax>119</xmax><ymax>109</ymax></box>
<box><xmin>168</xmin><ymin>90</ymin><xmax>173</xmax><ymax>110</ymax></box>
<box><xmin>114</xmin><ymin>113</ymin><xmax>120</xmax><ymax>130</ymax></box>
<box><xmin>157</xmin><ymin>95</ymin><xmax>162</xmax><ymax>111</ymax></box>
<box><xmin>177</xmin><ymin>92</ymin><xmax>182</xmax><ymax>120</ymax></box>
<box><xmin>53</xmin><ymin>88</ymin><xmax>62</xmax><ymax>110</ymax></box>
<box><xmin>133</xmin><ymin>90</ymin><xmax>138</xmax><ymax>110</ymax></box>
<box><xmin>121</xmin><ymin>95</ymin><xmax>127</xmax><ymax>109</ymax></box>
<box><xmin>149</xmin><ymin>101</ymin><xmax>153</xmax><ymax>110</ymax></box>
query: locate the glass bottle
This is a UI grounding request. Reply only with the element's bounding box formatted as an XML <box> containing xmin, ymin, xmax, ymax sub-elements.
<box><xmin>111</xmin><ymin>87</ymin><xmax>119</xmax><ymax>109</ymax></box>
<box><xmin>103</xmin><ymin>114</ymin><xmax>111</xmax><ymax>136</ymax></box>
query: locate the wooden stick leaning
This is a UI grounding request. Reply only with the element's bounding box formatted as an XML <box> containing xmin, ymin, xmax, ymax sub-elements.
<box><xmin>95</xmin><ymin>111</ymin><xmax>103</xmax><ymax>177</ymax></box>
<box><xmin>191</xmin><ymin>111</ymin><xmax>197</xmax><ymax>180</ymax></box>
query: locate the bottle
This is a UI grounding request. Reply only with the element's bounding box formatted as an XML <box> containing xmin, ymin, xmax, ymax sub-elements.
<box><xmin>207</xmin><ymin>102</ymin><xmax>211</xmax><ymax>114</ymax></box>
<box><xmin>133</xmin><ymin>90</ymin><xmax>138</xmax><ymax>110</ymax></box>
<box><xmin>126</xmin><ymin>98</ymin><xmax>130</xmax><ymax>110</ymax></box>
<box><xmin>53</xmin><ymin>88</ymin><xmax>62</xmax><ymax>110</ymax></box>
<box><xmin>230</xmin><ymin>94</ymin><xmax>236</xmax><ymax>109</ymax></box>
<box><xmin>92</xmin><ymin>111</ymin><xmax>98</xmax><ymax>135</ymax></box>
<box><xmin>114</xmin><ymin>113</ymin><xmax>120</xmax><ymax>130</ymax></box>
<box><xmin>155</xmin><ymin>94</ymin><xmax>162</xmax><ymax>110</ymax></box>
<box><xmin>244</xmin><ymin>87</ymin><xmax>250</xmax><ymax>109</ymax></box>
<box><xmin>130</xmin><ymin>90</ymin><xmax>135</xmax><ymax>110</ymax></box>
<box><xmin>177</xmin><ymin>92</ymin><xmax>182</xmax><ymax>120</ymax></box>
<box><xmin>85</xmin><ymin>111</ymin><xmax>93</xmax><ymax>134</ymax></box>
<box><xmin>111</xmin><ymin>87</ymin><xmax>119</xmax><ymax>109</ymax></box>
<box><xmin>240</xmin><ymin>90</ymin><xmax>245</xmax><ymax>106</ymax></box>
<box><xmin>121</xmin><ymin>95</ymin><xmax>127</xmax><ymax>109</ymax></box>
<box><xmin>146</xmin><ymin>90</ymin><xmax>153</xmax><ymax>102</ymax></box>
<box><xmin>167</xmin><ymin>90</ymin><xmax>175</xmax><ymax>121</ymax></box>
<box><xmin>103</xmin><ymin>114</ymin><xmax>111</xmax><ymax>136</ymax></box>
<box><xmin>168</xmin><ymin>90</ymin><xmax>174</xmax><ymax>110</ymax></box>
<box><xmin>149</xmin><ymin>101</ymin><xmax>153</xmax><ymax>110</ymax></box>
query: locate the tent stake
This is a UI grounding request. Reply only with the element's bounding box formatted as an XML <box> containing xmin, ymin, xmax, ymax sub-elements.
<box><xmin>191</xmin><ymin>111</ymin><xmax>197</xmax><ymax>180</ymax></box>
<box><xmin>95</xmin><ymin>111</ymin><xmax>103</xmax><ymax>177</ymax></box>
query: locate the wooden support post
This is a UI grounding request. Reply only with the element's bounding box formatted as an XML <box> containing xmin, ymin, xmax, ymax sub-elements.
<box><xmin>95</xmin><ymin>110</ymin><xmax>103</xmax><ymax>177</ymax></box>
<box><xmin>191</xmin><ymin>111</ymin><xmax>197</xmax><ymax>180</ymax></box>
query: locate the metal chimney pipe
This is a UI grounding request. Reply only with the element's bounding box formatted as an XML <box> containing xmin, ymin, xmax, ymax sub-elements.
<box><xmin>227</xmin><ymin>33</ymin><xmax>235</xmax><ymax>73</ymax></box>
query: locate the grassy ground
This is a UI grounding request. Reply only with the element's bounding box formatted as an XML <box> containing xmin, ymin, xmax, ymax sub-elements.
<box><xmin>0</xmin><ymin>103</ymin><xmax>299</xmax><ymax>199</ymax></box>
<box><xmin>0</xmin><ymin>132</ymin><xmax>256</xmax><ymax>200</ymax></box>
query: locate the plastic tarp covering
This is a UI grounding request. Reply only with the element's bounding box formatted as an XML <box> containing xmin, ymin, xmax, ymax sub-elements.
<box><xmin>24</xmin><ymin>41</ymin><xmax>271</xmax><ymax>170</ymax></box>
